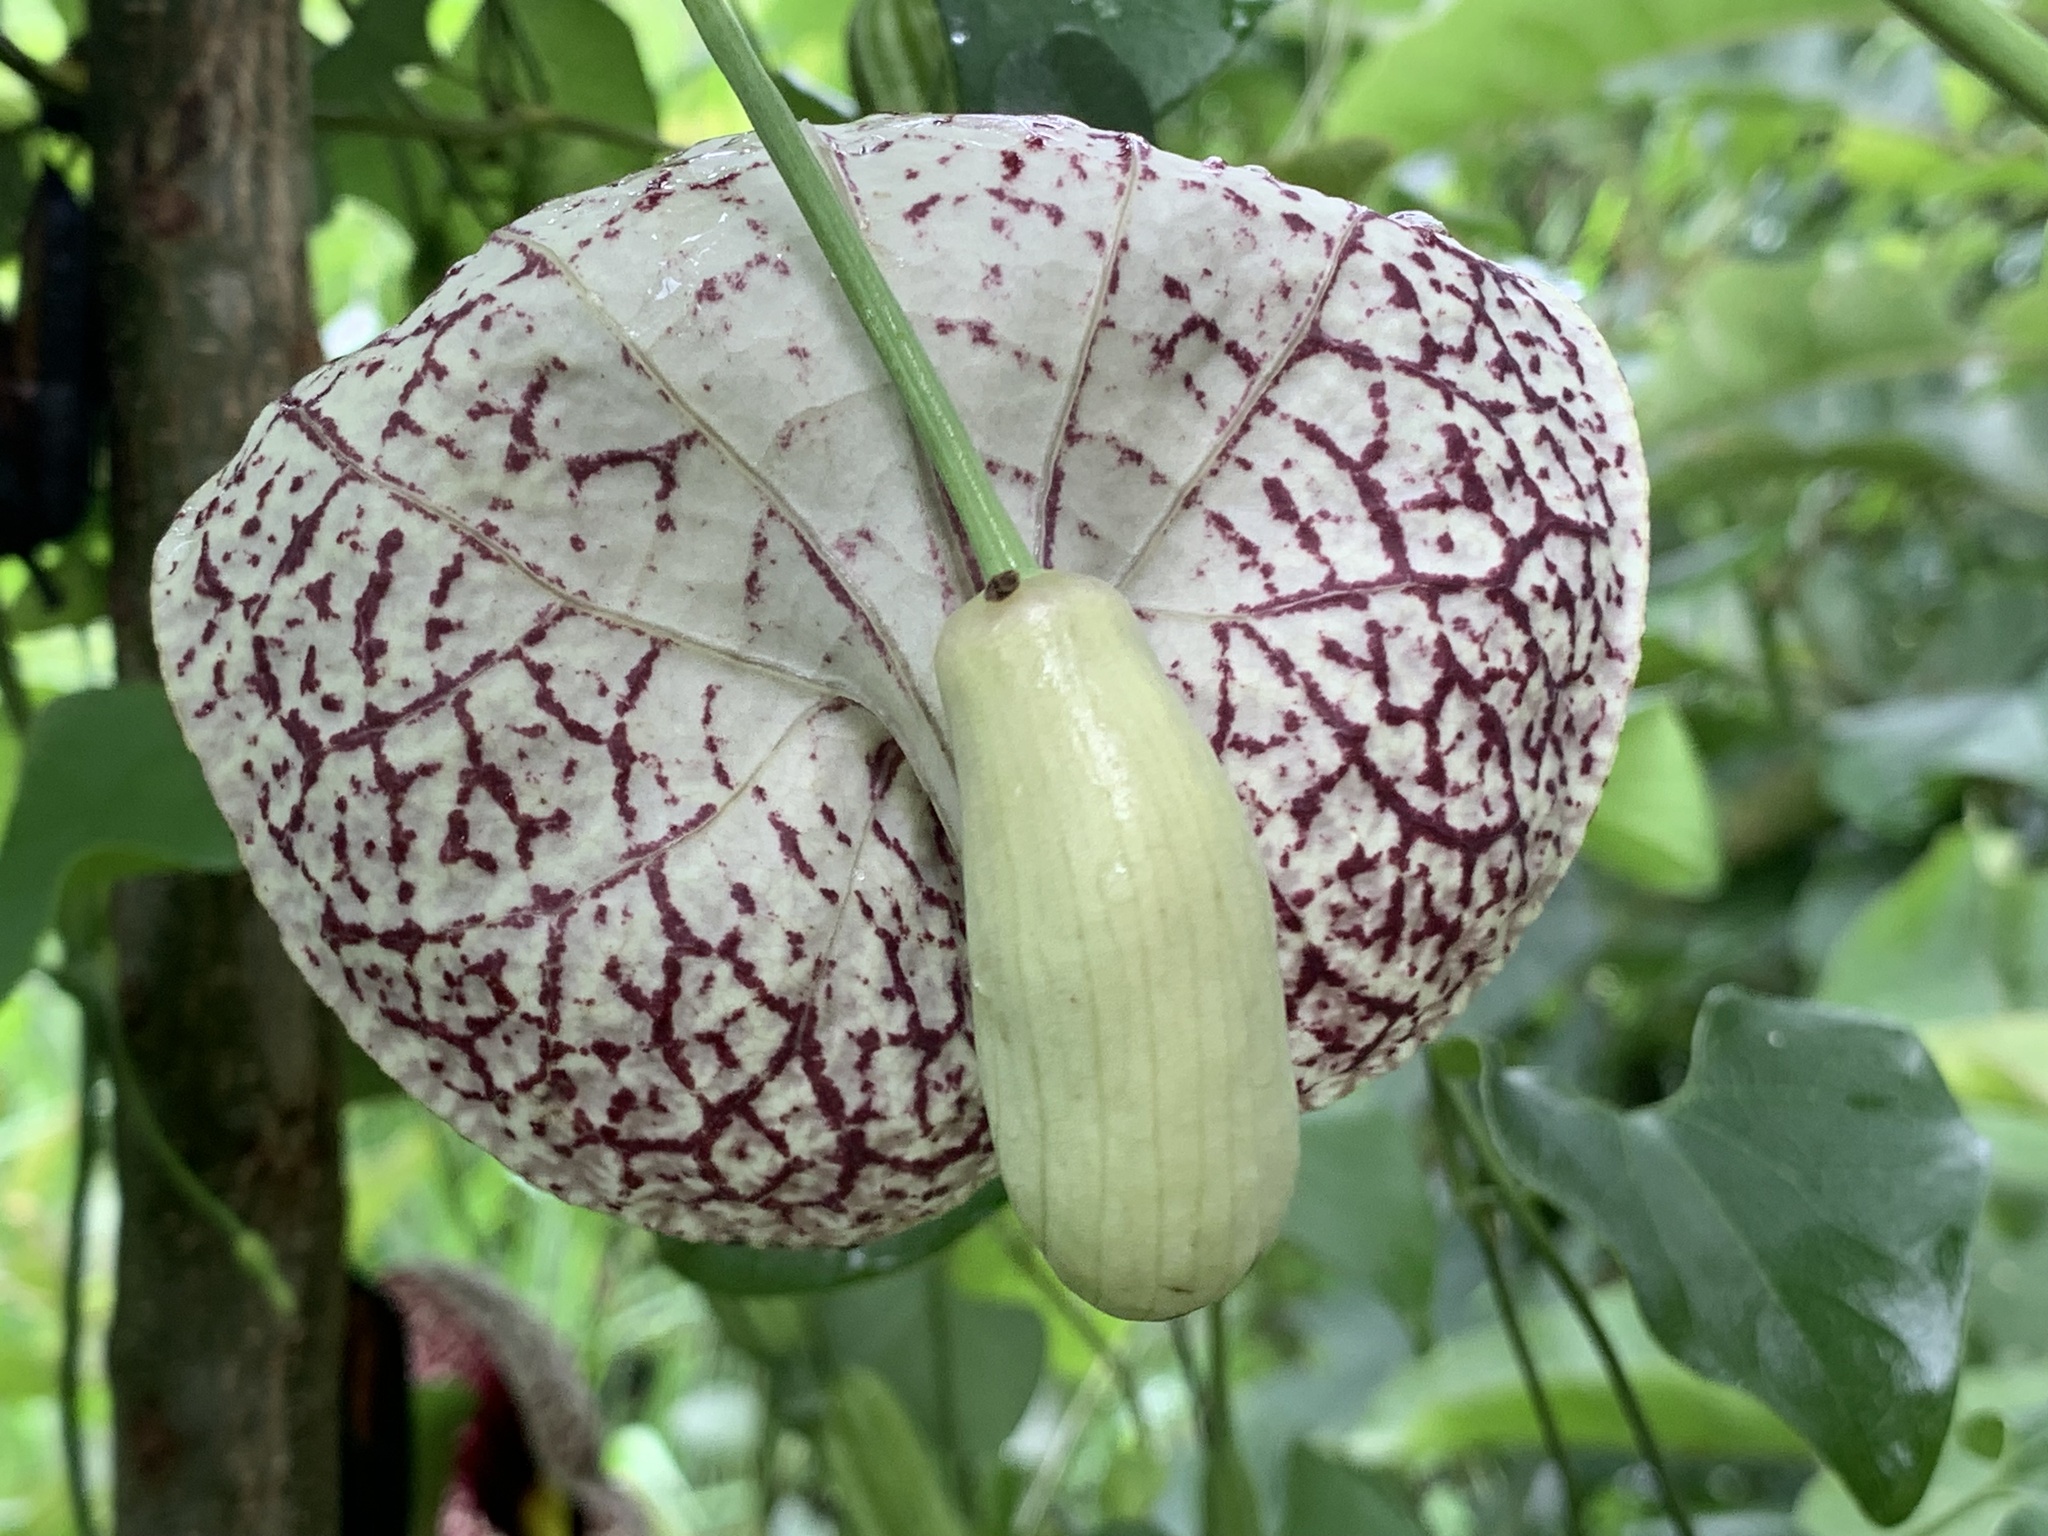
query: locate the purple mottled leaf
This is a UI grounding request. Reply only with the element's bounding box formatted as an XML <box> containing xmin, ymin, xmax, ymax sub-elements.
<box><xmin>150</xmin><ymin>116</ymin><xmax>1646</xmax><ymax>1247</ymax></box>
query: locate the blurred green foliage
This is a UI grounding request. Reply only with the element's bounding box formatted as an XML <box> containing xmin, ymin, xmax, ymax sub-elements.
<box><xmin>3</xmin><ymin>0</ymin><xmax>2048</xmax><ymax>1533</ymax></box>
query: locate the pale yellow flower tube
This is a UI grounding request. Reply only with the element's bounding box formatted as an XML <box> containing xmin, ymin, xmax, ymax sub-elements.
<box><xmin>936</xmin><ymin>570</ymin><xmax>1300</xmax><ymax>1320</ymax></box>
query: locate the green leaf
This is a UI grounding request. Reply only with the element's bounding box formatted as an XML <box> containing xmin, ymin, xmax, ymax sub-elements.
<box><xmin>1816</xmin><ymin>826</ymin><xmax>2038</xmax><ymax>1024</ymax></box>
<box><xmin>313</xmin><ymin>0</ymin><xmax>434</xmax><ymax>112</ymax></box>
<box><xmin>1351</xmin><ymin>1281</ymin><xmax>1804</xmax><ymax>1467</ymax></box>
<box><xmin>1483</xmin><ymin>988</ymin><xmax>1991</xmax><ymax>1524</ymax></box>
<box><xmin>1578</xmin><ymin>695</ymin><xmax>1724</xmax><ymax>898</ymax></box>
<box><xmin>988</xmin><ymin>26</ymin><xmax>1155</xmax><ymax>136</ymax></box>
<box><xmin>1636</xmin><ymin>255</ymin><xmax>1967</xmax><ymax>446</ymax></box>
<box><xmin>1796</xmin><ymin>1366</ymin><xmax>2048</xmax><ymax>1536</ymax></box>
<box><xmin>1997</xmin><ymin>1504</ymin><xmax>2048</xmax><ymax>1536</ymax></box>
<box><xmin>848</xmin><ymin>0</ymin><xmax>959</xmax><ymax>114</ymax></box>
<box><xmin>409</xmin><ymin>1382</ymin><xmax>478</xmax><ymax>1536</ymax></box>
<box><xmin>459</xmin><ymin>0</ymin><xmax>660</xmax><ymax>200</ymax></box>
<box><xmin>822</xmin><ymin>1367</ymin><xmax>975</xmax><ymax>1536</ymax></box>
<box><xmin>0</xmin><ymin>685</ymin><xmax>241</xmax><ymax>995</ymax></box>
<box><xmin>1321</xmin><ymin>0</ymin><xmax>1883</xmax><ymax>151</ymax></box>
<box><xmin>1283</xmin><ymin>1446</ymin><xmax>1425</xmax><ymax>1536</ymax></box>
<box><xmin>818</xmin><ymin>1266</ymin><xmax>1045</xmax><ymax>1467</ymax></box>
<box><xmin>947</xmin><ymin>1211</ymin><xmax>1128</xmax><ymax>1382</ymax></box>
<box><xmin>1283</xmin><ymin>1084</ymin><xmax>1436</xmax><ymax>1341</ymax></box>
<box><xmin>1263</xmin><ymin>138</ymin><xmax>1393</xmax><ymax>204</ymax></box>
<box><xmin>656</xmin><ymin>1179</ymin><xmax>1006</xmax><ymax>1294</ymax></box>
<box><xmin>935</xmin><ymin>0</ymin><xmax>1261</xmax><ymax>123</ymax></box>
<box><xmin>1821</xmin><ymin>675</ymin><xmax>2048</xmax><ymax>841</ymax></box>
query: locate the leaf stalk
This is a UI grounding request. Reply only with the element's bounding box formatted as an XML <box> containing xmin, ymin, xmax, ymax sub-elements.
<box><xmin>1428</xmin><ymin>1046</ymin><xmax>1697</xmax><ymax>1536</ymax></box>
<box><xmin>1427</xmin><ymin>1059</ymin><xmax>1585</xmax><ymax>1536</ymax></box>
<box><xmin>674</xmin><ymin>0</ymin><xmax>1038</xmax><ymax>583</ymax></box>
<box><xmin>1886</xmin><ymin>0</ymin><xmax>2048</xmax><ymax>132</ymax></box>
<box><xmin>60</xmin><ymin>1032</ymin><xmax>102</xmax><ymax>1536</ymax></box>
<box><xmin>59</xmin><ymin>962</ymin><xmax>298</xmax><ymax>1318</ymax></box>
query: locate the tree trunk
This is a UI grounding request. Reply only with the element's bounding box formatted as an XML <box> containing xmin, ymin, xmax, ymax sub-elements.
<box><xmin>89</xmin><ymin>0</ymin><xmax>344</xmax><ymax>1532</ymax></box>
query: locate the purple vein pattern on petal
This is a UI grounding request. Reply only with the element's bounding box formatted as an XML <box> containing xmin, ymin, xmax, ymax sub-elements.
<box><xmin>150</xmin><ymin>115</ymin><xmax>1647</xmax><ymax>1247</ymax></box>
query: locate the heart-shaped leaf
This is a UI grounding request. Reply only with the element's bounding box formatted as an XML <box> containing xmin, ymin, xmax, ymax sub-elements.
<box><xmin>937</xmin><ymin>0</ymin><xmax>1262</xmax><ymax>124</ymax></box>
<box><xmin>1283</xmin><ymin>1446</ymin><xmax>1425</xmax><ymax>1536</ymax></box>
<box><xmin>150</xmin><ymin>117</ymin><xmax>1646</xmax><ymax>1249</ymax></box>
<box><xmin>0</xmin><ymin>684</ymin><xmax>240</xmax><ymax>994</ymax></box>
<box><xmin>1482</xmin><ymin>987</ymin><xmax>1992</xmax><ymax>1524</ymax></box>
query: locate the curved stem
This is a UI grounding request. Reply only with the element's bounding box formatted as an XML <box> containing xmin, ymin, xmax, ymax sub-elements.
<box><xmin>1201</xmin><ymin>1300</ymin><xmax>1264</xmax><ymax>1536</ymax></box>
<box><xmin>61</xmin><ymin>1034</ymin><xmax>102</xmax><ymax>1536</ymax></box>
<box><xmin>1887</xmin><ymin>0</ymin><xmax>2048</xmax><ymax>132</ymax></box>
<box><xmin>674</xmin><ymin>0</ymin><xmax>1037</xmax><ymax>584</ymax></box>
<box><xmin>0</xmin><ymin>603</ymin><xmax>35</xmax><ymax>738</ymax></box>
<box><xmin>923</xmin><ymin>1264</ymin><xmax>971</xmax><ymax>1511</ymax></box>
<box><xmin>1427</xmin><ymin>1060</ymin><xmax>1584</xmax><ymax>1536</ymax></box>
<box><xmin>995</xmin><ymin>1222</ymin><xmax>1153</xmax><ymax>1452</ymax></box>
<box><xmin>1436</xmin><ymin>1069</ymin><xmax>1696</xmax><ymax>1536</ymax></box>
<box><xmin>60</xmin><ymin>965</ymin><xmax>298</xmax><ymax>1318</ymax></box>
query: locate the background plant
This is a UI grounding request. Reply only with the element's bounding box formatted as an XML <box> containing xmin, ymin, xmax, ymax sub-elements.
<box><xmin>1</xmin><ymin>0</ymin><xmax>2046</xmax><ymax>1533</ymax></box>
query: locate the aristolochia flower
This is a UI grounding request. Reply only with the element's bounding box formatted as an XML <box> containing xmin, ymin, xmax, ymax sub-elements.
<box><xmin>152</xmin><ymin>116</ymin><xmax>1645</xmax><ymax>1253</ymax></box>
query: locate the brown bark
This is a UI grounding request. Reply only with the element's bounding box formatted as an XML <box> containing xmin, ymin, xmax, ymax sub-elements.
<box><xmin>89</xmin><ymin>0</ymin><xmax>344</xmax><ymax>1532</ymax></box>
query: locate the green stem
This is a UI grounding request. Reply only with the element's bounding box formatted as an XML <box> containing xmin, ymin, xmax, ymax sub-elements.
<box><xmin>0</xmin><ymin>35</ymin><xmax>82</xmax><ymax>108</ymax></box>
<box><xmin>1436</xmin><ymin>1064</ymin><xmax>1697</xmax><ymax>1536</ymax></box>
<box><xmin>674</xmin><ymin>0</ymin><xmax>1038</xmax><ymax>583</ymax></box>
<box><xmin>1201</xmin><ymin>1301</ymin><xmax>1264</xmax><ymax>1536</ymax></box>
<box><xmin>924</xmin><ymin>1264</ymin><xmax>972</xmax><ymax>1512</ymax></box>
<box><xmin>0</xmin><ymin>603</ymin><xmax>34</xmax><ymax>738</ymax></box>
<box><xmin>60</xmin><ymin>966</ymin><xmax>298</xmax><ymax>1318</ymax></box>
<box><xmin>1427</xmin><ymin>1061</ymin><xmax>1585</xmax><ymax>1536</ymax></box>
<box><xmin>61</xmin><ymin>1034</ymin><xmax>102</xmax><ymax>1536</ymax></box>
<box><xmin>995</xmin><ymin>1223</ymin><xmax>1153</xmax><ymax>1452</ymax></box>
<box><xmin>1887</xmin><ymin>0</ymin><xmax>2048</xmax><ymax>131</ymax></box>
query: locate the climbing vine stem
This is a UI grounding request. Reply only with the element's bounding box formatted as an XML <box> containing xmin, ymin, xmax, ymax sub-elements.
<box><xmin>60</xmin><ymin>959</ymin><xmax>298</xmax><ymax>1318</ymax></box>
<box><xmin>60</xmin><ymin>1031</ymin><xmax>102</xmax><ymax>1536</ymax></box>
<box><xmin>1886</xmin><ymin>0</ymin><xmax>2048</xmax><ymax>132</ymax></box>
<box><xmin>1426</xmin><ymin>1045</ymin><xmax>1697</xmax><ymax>1536</ymax></box>
<box><xmin>675</xmin><ymin>0</ymin><xmax>1038</xmax><ymax>583</ymax></box>
<box><xmin>1426</xmin><ymin>1060</ymin><xmax>1585</xmax><ymax>1536</ymax></box>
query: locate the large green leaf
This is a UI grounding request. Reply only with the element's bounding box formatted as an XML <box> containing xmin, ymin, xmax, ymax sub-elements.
<box><xmin>818</xmin><ymin>1265</ymin><xmax>1045</xmax><ymax>1468</ymax></box>
<box><xmin>1282</xmin><ymin>1082</ymin><xmax>1436</xmax><ymax>1342</ymax></box>
<box><xmin>656</xmin><ymin>1179</ymin><xmax>1006</xmax><ymax>1294</ymax></box>
<box><xmin>1349</xmin><ymin>1282</ymin><xmax>1805</xmax><ymax>1468</ymax></box>
<box><xmin>408</xmin><ymin>1383</ymin><xmax>478</xmax><ymax>1536</ymax></box>
<box><xmin>312</xmin><ymin>0</ymin><xmax>434</xmax><ymax>113</ymax></box>
<box><xmin>1635</xmin><ymin>255</ymin><xmax>1967</xmax><ymax>447</ymax></box>
<box><xmin>1283</xmin><ymin>1446</ymin><xmax>1425</xmax><ymax>1536</ymax></box>
<box><xmin>0</xmin><ymin>685</ymin><xmax>241</xmax><ymax>995</ymax></box>
<box><xmin>1578</xmin><ymin>694</ymin><xmax>1724</xmax><ymax>898</ymax></box>
<box><xmin>822</xmin><ymin>1367</ymin><xmax>975</xmax><ymax>1536</ymax></box>
<box><xmin>1483</xmin><ymin>988</ymin><xmax>1991</xmax><ymax>1524</ymax></box>
<box><xmin>1816</xmin><ymin>826</ymin><xmax>2043</xmax><ymax>1025</ymax></box>
<box><xmin>935</xmin><ymin>0</ymin><xmax>1262</xmax><ymax>128</ymax></box>
<box><xmin>1797</xmin><ymin>1367</ymin><xmax>2048</xmax><ymax>1536</ymax></box>
<box><xmin>1321</xmin><ymin>0</ymin><xmax>1883</xmax><ymax>151</ymax></box>
<box><xmin>1821</xmin><ymin>674</ymin><xmax>2048</xmax><ymax>841</ymax></box>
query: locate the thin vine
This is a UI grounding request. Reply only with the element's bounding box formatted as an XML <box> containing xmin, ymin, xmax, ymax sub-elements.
<box><xmin>58</xmin><ymin>1030</ymin><xmax>102</xmax><ymax>1536</ymax></box>
<box><xmin>60</xmin><ymin>960</ymin><xmax>298</xmax><ymax>1318</ymax></box>
<box><xmin>1427</xmin><ymin>1057</ymin><xmax>1587</xmax><ymax>1536</ymax></box>
<box><xmin>1429</xmin><ymin>1045</ymin><xmax>1698</xmax><ymax>1536</ymax></box>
